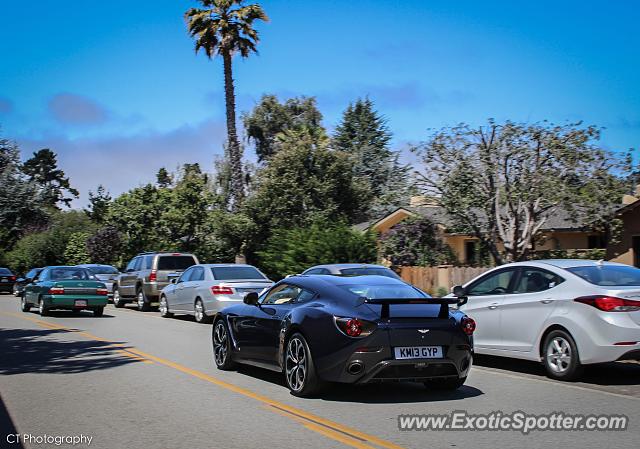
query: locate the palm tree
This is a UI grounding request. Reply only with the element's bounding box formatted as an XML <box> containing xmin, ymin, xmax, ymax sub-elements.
<box><xmin>185</xmin><ymin>0</ymin><xmax>268</xmax><ymax>210</ymax></box>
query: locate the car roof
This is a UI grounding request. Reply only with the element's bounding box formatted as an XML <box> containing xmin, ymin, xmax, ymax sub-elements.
<box><xmin>198</xmin><ymin>264</ymin><xmax>258</xmax><ymax>268</ymax></box>
<box><xmin>502</xmin><ymin>259</ymin><xmax>630</xmax><ymax>269</ymax></box>
<box><xmin>287</xmin><ymin>274</ymin><xmax>405</xmax><ymax>287</ymax></box>
<box><xmin>45</xmin><ymin>266</ymin><xmax>87</xmax><ymax>269</ymax></box>
<box><xmin>306</xmin><ymin>263</ymin><xmax>391</xmax><ymax>270</ymax></box>
<box><xmin>76</xmin><ymin>264</ymin><xmax>115</xmax><ymax>267</ymax></box>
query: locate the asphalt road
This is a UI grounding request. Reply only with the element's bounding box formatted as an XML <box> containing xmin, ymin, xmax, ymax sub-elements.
<box><xmin>1</xmin><ymin>295</ymin><xmax>638</xmax><ymax>449</ymax></box>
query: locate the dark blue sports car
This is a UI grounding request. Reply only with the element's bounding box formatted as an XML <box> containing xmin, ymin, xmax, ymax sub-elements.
<box><xmin>212</xmin><ymin>275</ymin><xmax>475</xmax><ymax>397</ymax></box>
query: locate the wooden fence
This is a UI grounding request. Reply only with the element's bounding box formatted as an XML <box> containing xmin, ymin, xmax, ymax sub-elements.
<box><xmin>400</xmin><ymin>265</ymin><xmax>490</xmax><ymax>295</ymax></box>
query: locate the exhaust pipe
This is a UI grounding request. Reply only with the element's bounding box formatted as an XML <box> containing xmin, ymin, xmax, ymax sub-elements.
<box><xmin>347</xmin><ymin>361</ymin><xmax>364</xmax><ymax>375</ymax></box>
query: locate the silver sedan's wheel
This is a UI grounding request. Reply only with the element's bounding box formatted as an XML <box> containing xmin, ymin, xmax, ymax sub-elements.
<box><xmin>212</xmin><ymin>320</ymin><xmax>236</xmax><ymax>370</ymax></box>
<box><xmin>285</xmin><ymin>336</ymin><xmax>307</xmax><ymax>393</ymax></box>
<box><xmin>546</xmin><ymin>336</ymin><xmax>571</xmax><ymax>374</ymax></box>
<box><xmin>543</xmin><ymin>329</ymin><xmax>583</xmax><ymax>380</ymax></box>
<box><xmin>159</xmin><ymin>296</ymin><xmax>172</xmax><ymax>318</ymax></box>
<box><xmin>194</xmin><ymin>299</ymin><xmax>211</xmax><ymax>323</ymax></box>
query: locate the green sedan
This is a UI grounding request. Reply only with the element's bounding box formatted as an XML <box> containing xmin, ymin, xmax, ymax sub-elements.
<box><xmin>22</xmin><ymin>266</ymin><xmax>109</xmax><ymax>317</ymax></box>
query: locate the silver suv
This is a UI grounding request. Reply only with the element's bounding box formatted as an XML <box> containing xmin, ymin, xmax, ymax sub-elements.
<box><xmin>113</xmin><ymin>252</ymin><xmax>199</xmax><ymax>311</ymax></box>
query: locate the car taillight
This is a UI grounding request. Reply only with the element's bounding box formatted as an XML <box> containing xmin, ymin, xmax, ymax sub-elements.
<box><xmin>96</xmin><ymin>288</ymin><xmax>108</xmax><ymax>296</ymax></box>
<box><xmin>9</xmin><ymin>276</ymin><xmax>16</xmax><ymax>281</ymax></box>
<box><xmin>574</xmin><ymin>296</ymin><xmax>640</xmax><ymax>312</ymax></box>
<box><xmin>48</xmin><ymin>287</ymin><xmax>64</xmax><ymax>295</ymax></box>
<box><xmin>211</xmin><ymin>285</ymin><xmax>234</xmax><ymax>295</ymax></box>
<box><xmin>461</xmin><ymin>317</ymin><xmax>476</xmax><ymax>335</ymax></box>
<box><xmin>334</xmin><ymin>317</ymin><xmax>377</xmax><ymax>338</ymax></box>
<box><xmin>149</xmin><ymin>270</ymin><xmax>157</xmax><ymax>282</ymax></box>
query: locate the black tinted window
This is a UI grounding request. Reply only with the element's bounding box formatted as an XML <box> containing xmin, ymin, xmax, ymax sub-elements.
<box><xmin>513</xmin><ymin>268</ymin><xmax>564</xmax><ymax>293</ymax></box>
<box><xmin>211</xmin><ymin>266</ymin><xmax>266</xmax><ymax>280</ymax></box>
<box><xmin>86</xmin><ymin>266</ymin><xmax>119</xmax><ymax>275</ymax></box>
<box><xmin>157</xmin><ymin>256</ymin><xmax>196</xmax><ymax>270</ymax></box>
<box><xmin>338</xmin><ymin>268</ymin><xmax>400</xmax><ymax>279</ymax></box>
<box><xmin>49</xmin><ymin>268</ymin><xmax>92</xmax><ymax>280</ymax></box>
<box><xmin>567</xmin><ymin>265</ymin><xmax>640</xmax><ymax>286</ymax></box>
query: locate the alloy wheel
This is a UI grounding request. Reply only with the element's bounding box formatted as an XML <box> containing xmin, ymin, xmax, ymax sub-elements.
<box><xmin>285</xmin><ymin>337</ymin><xmax>307</xmax><ymax>392</ymax></box>
<box><xmin>213</xmin><ymin>321</ymin><xmax>228</xmax><ymax>366</ymax></box>
<box><xmin>195</xmin><ymin>300</ymin><xmax>204</xmax><ymax>322</ymax></box>
<box><xmin>113</xmin><ymin>289</ymin><xmax>121</xmax><ymax>306</ymax></box>
<box><xmin>546</xmin><ymin>336</ymin><xmax>572</xmax><ymax>374</ymax></box>
<box><xmin>159</xmin><ymin>297</ymin><xmax>168</xmax><ymax>316</ymax></box>
<box><xmin>137</xmin><ymin>292</ymin><xmax>145</xmax><ymax>309</ymax></box>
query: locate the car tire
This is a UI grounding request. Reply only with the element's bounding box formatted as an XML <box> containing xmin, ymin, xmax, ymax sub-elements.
<box><xmin>284</xmin><ymin>332</ymin><xmax>324</xmax><ymax>397</ymax></box>
<box><xmin>543</xmin><ymin>329</ymin><xmax>583</xmax><ymax>381</ymax></box>
<box><xmin>212</xmin><ymin>319</ymin><xmax>237</xmax><ymax>370</ymax></box>
<box><xmin>13</xmin><ymin>284</ymin><xmax>20</xmax><ymax>297</ymax></box>
<box><xmin>136</xmin><ymin>288</ymin><xmax>150</xmax><ymax>312</ymax></box>
<box><xmin>20</xmin><ymin>296</ymin><xmax>30</xmax><ymax>312</ymax></box>
<box><xmin>194</xmin><ymin>298</ymin><xmax>211</xmax><ymax>324</ymax></box>
<box><xmin>38</xmin><ymin>298</ymin><xmax>49</xmax><ymax>316</ymax></box>
<box><xmin>159</xmin><ymin>295</ymin><xmax>173</xmax><ymax>318</ymax></box>
<box><xmin>113</xmin><ymin>287</ymin><xmax>125</xmax><ymax>308</ymax></box>
<box><xmin>93</xmin><ymin>307</ymin><xmax>104</xmax><ymax>317</ymax></box>
<box><xmin>424</xmin><ymin>376</ymin><xmax>467</xmax><ymax>391</ymax></box>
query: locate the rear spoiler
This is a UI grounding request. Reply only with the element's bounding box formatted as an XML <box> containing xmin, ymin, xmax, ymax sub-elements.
<box><xmin>356</xmin><ymin>296</ymin><xmax>468</xmax><ymax>319</ymax></box>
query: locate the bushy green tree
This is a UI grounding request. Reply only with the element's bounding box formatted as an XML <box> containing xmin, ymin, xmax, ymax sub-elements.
<box><xmin>333</xmin><ymin>98</ymin><xmax>412</xmax><ymax>218</ymax></box>
<box><xmin>379</xmin><ymin>217</ymin><xmax>457</xmax><ymax>267</ymax></box>
<box><xmin>243</xmin><ymin>94</ymin><xmax>324</xmax><ymax>162</ymax></box>
<box><xmin>22</xmin><ymin>148</ymin><xmax>78</xmax><ymax>208</ymax></box>
<box><xmin>85</xmin><ymin>185</ymin><xmax>112</xmax><ymax>224</ymax></box>
<box><xmin>257</xmin><ymin>221</ymin><xmax>378</xmax><ymax>280</ymax></box>
<box><xmin>86</xmin><ymin>226</ymin><xmax>123</xmax><ymax>266</ymax></box>
<box><xmin>63</xmin><ymin>232</ymin><xmax>91</xmax><ymax>265</ymax></box>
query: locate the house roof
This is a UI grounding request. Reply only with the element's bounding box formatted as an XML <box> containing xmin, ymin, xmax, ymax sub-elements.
<box><xmin>358</xmin><ymin>205</ymin><xmax>593</xmax><ymax>234</ymax></box>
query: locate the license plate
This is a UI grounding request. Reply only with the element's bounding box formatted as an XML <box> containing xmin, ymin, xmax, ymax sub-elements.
<box><xmin>75</xmin><ymin>300</ymin><xmax>88</xmax><ymax>307</ymax></box>
<box><xmin>394</xmin><ymin>346</ymin><xmax>443</xmax><ymax>359</ymax></box>
<box><xmin>1</xmin><ymin>278</ymin><xmax>7</xmax><ymax>282</ymax></box>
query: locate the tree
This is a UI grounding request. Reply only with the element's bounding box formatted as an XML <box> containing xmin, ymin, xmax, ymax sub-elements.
<box><xmin>0</xmin><ymin>138</ymin><xmax>49</xmax><ymax>249</ymax></box>
<box><xmin>379</xmin><ymin>217</ymin><xmax>457</xmax><ymax>267</ymax></box>
<box><xmin>63</xmin><ymin>232</ymin><xmax>91</xmax><ymax>265</ymax></box>
<box><xmin>22</xmin><ymin>148</ymin><xmax>78</xmax><ymax>208</ymax></box>
<box><xmin>243</xmin><ymin>94</ymin><xmax>324</xmax><ymax>162</ymax></box>
<box><xmin>333</xmin><ymin>98</ymin><xmax>411</xmax><ymax>218</ymax></box>
<box><xmin>156</xmin><ymin>167</ymin><xmax>173</xmax><ymax>188</ymax></box>
<box><xmin>257</xmin><ymin>221</ymin><xmax>378</xmax><ymax>280</ymax></box>
<box><xmin>86</xmin><ymin>226</ymin><xmax>123</xmax><ymax>266</ymax></box>
<box><xmin>244</xmin><ymin>128</ymin><xmax>368</xmax><ymax>242</ymax></box>
<box><xmin>86</xmin><ymin>185</ymin><xmax>112</xmax><ymax>224</ymax></box>
<box><xmin>185</xmin><ymin>0</ymin><xmax>269</xmax><ymax>211</ymax></box>
<box><xmin>413</xmin><ymin>120</ymin><xmax>632</xmax><ymax>263</ymax></box>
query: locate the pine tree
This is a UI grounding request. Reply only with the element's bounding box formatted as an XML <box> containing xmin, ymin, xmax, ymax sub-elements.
<box><xmin>22</xmin><ymin>148</ymin><xmax>79</xmax><ymax>208</ymax></box>
<box><xmin>86</xmin><ymin>185</ymin><xmax>112</xmax><ymax>224</ymax></box>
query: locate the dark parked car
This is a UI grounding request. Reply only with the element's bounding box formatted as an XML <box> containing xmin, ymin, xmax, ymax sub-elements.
<box><xmin>0</xmin><ymin>267</ymin><xmax>16</xmax><ymax>294</ymax></box>
<box><xmin>212</xmin><ymin>275</ymin><xmax>475</xmax><ymax>397</ymax></box>
<box><xmin>21</xmin><ymin>266</ymin><xmax>109</xmax><ymax>316</ymax></box>
<box><xmin>113</xmin><ymin>252</ymin><xmax>199</xmax><ymax>311</ymax></box>
<box><xmin>13</xmin><ymin>267</ymin><xmax>44</xmax><ymax>297</ymax></box>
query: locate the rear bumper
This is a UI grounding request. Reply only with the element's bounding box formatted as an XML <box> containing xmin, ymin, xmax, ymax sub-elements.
<box><xmin>42</xmin><ymin>295</ymin><xmax>108</xmax><ymax>309</ymax></box>
<box><xmin>0</xmin><ymin>284</ymin><xmax>13</xmax><ymax>292</ymax></box>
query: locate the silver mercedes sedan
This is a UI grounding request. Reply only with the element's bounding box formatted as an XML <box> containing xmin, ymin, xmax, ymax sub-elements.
<box><xmin>159</xmin><ymin>264</ymin><xmax>273</xmax><ymax>323</ymax></box>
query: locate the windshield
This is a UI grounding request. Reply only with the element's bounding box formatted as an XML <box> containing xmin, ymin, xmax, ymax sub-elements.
<box><xmin>86</xmin><ymin>266</ymin><xmax>119</xmax><ymax>275</ymax></box>
<box><xmin>338</xmin><ymin>283</ymin><xmax>429</xmax><ymax>299</ymax></box>
<box><xmin>566</xmin><ymin>265</ymin><xmax>640</xmax><ymax>286</ymax></box>
<box><xmin>211</xmin><ymin>266</ymin><xmax>267</xmax><ymax>280</ymax></box>
<box><xmin>0</xmin><ymin>268</ymin><xmax>12</xmax><ymax>275</ymax></box>
<box><xmin>50</xmin><ymin>268</ymin><xmax>92</xmax><ymax>281</ymax></box>
<box><xmin>157</xmin><ymin>256</ymin><xmax>196</xmax><ymax>270</ymax></box>
<box><xmin>338</xmin><ymin>267</ymin><xmax>400</xmax><ymax>279</ymax></box>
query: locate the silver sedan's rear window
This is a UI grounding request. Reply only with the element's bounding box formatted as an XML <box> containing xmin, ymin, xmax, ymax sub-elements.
<box><xmin>211</xmin><ymin>266</ymin><xmax>266</xmax><ymax>280</ymax></box>
<box><xmin>566</xmin><ymin>265</ymin><xmax>640</xmax><ymax>286</ymax></box>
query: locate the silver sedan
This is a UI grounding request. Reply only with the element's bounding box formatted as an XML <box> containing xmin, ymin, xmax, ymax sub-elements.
<box><xmin>159</xmin><ymin>264</ymin><xmax>273</xmax><ymax>323</ymax></box>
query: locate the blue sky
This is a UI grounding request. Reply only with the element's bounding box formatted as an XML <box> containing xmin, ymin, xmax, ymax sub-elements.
<box><xmin>1</xmin><ymin>0</ymin><xmax>639</xmax><ymax>205</ymax></box>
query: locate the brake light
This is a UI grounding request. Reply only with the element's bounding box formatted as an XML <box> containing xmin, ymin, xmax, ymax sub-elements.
<box><xmin>149</xmin><ymin>270</ymin><xmax>157</xmax><ymax>282</ymax></box>
<box><xmin>574</xmin><ymin>296</ymin><xmax>640</xmax><ymax>312</ymax></box>
<box><xmin>96</xmin><ymin>288</ymin><xmax>108</xmax><ymax>296</ymax></box>
<box><xmin>211</xmin><ymin>285</ymin><xmax>234</xmax><ymax>295</ymax></box>
<box><xmin>9</xmin><ymin>275</ymin><xmax>16</xmax><ymax>281</ymax></box>
<box><xmin>334</xmin><ymin>317</ymin><xmax>377</xmax><ymax>338</ymax></box>
<box><xmin>461</xmin><ymin>317</ymin><xmax>476</xmax><ymax>335</ymax></box>
<box><xmin>48</xmin><ymin>287</ymin><xmax>64</xmax><ymax>295</ymax></box>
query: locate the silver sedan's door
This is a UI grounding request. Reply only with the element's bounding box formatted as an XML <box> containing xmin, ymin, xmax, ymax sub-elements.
<box><xmin>185</xmin><ymin>266</ymin><xmax>205</xmax><ymax>314</ymax></box>
<box><xmin>174</xmin><ymin>268</ymin><xmax>194</xmax><ymax>312</ymax></box>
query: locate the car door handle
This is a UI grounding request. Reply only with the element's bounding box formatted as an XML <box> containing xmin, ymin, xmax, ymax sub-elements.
<box><xmin>540</xmin><ymin>299</ymin><xmax>554</xmax><ymax>304</ymax></box>
<box><xmin>488</xmin><ymin>303</ymin><xmax>499</xmax><ymax>310</ymax></box>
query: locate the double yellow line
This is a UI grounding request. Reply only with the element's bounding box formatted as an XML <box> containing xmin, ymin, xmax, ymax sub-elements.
<box><xmin>2</xmin><ymin>312</ymin><xmax>408</xmax><ymax>449</ymax></box>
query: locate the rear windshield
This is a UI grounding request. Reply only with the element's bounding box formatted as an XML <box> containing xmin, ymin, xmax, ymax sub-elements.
<box><xmin>338</xmin><ymin>284</ymin><xmax>428</xmax><ymax>299</ymax></box>
<box><xmin>566</xmin><ymin>265</ymin><xmax>640</xmax><ymax>286</ymax></box>
<box><xmin>86</xmin><ymin>266</ymin><xmax>119</xmax><ymax>275</ymax></box>
<box><xmin>50</xmin><ymin>268</ymin><xmax>92</xmax><ymax>281</ymax></box>
<box><xmin>211</xmin><ymin>266</ymin><xmax>266</xmax><ymax>280</ymax></box>
<box><xmin>157</xmin><ymin>256</ymin><xmax>196</xmax><ymax>271</ymax></box>
<box><xmin>338</xmin><ymin>268</ymin><xmax>400</xmax><ymax>279</ymax></box>
<box><xmin>0</xmin><ymin>268</ymin><xmax>12</xmax><ymax>275</ymax></box>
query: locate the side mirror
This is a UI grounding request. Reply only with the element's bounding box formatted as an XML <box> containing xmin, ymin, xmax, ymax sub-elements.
<box><xmin>170</xmin><ymin>278</ymin><xmax>177</xmax><ymax>284</ymax></box>
<box><xmin>243</xmin><ymin>292</ymin><xmax>259</xmax><ymax>306</ymax></box>
<box><xmin>24</xmin><ymin>277</ymin><xmax>33</xmax><ymax>284</ymax></box>
<box><xmin>451</xmin><ymin>285</ymin><xmax>466</xmax><ymax>297</ymax></box>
